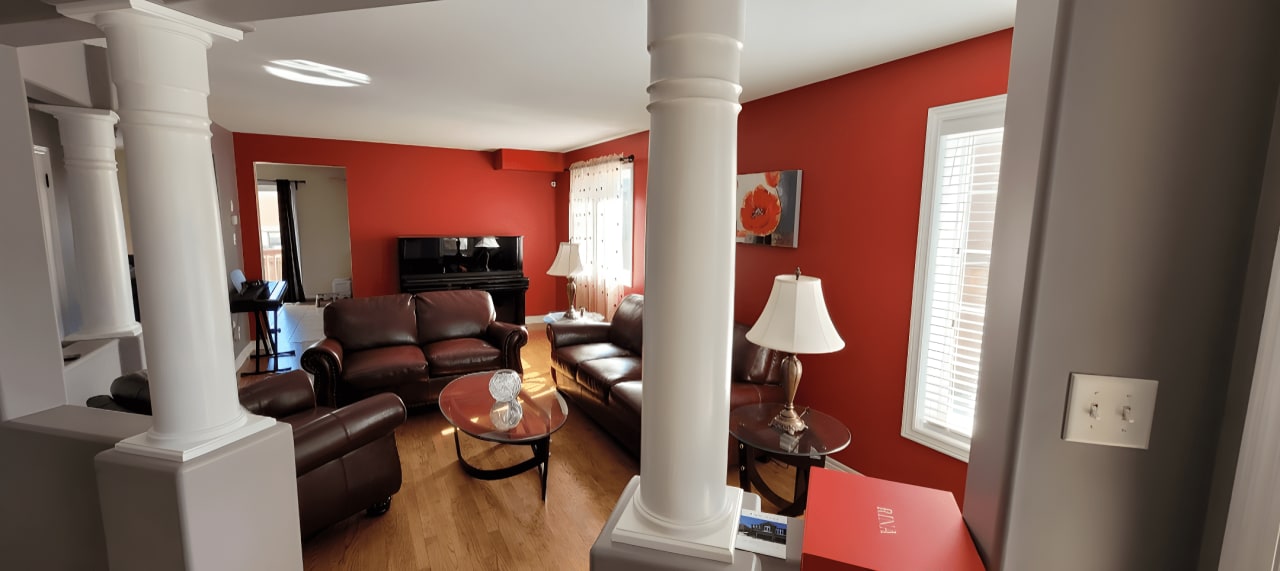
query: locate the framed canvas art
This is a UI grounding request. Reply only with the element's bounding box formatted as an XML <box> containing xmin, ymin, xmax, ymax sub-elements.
<box><xmin>736</xmin><ymin>170</ymin><xmax>802</xmax><ymax>248</ymax></box>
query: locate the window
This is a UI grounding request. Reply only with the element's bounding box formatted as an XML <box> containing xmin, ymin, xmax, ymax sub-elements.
<box><xmin>903</xmin><ymin>95</ymin><xmax>1006</xmax><ymax>462</ymax></box>
<box><xmin>568</xmin><ymin>155</ymin><xmax>634</xmax><ymax>319</ymax></box>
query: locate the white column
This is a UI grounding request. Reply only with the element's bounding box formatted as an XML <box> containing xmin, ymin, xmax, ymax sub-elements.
<box><xmin>58</xmin><ymin>0</ymin><xmax>271</xmax><ymax>460</ymax></box>
<box><xmin>30</xmin><ymin>105</ymin><xmax>141</xmax><ymax>340</ymax></box>
<box><xmin>611</xmin><ymin>0</ymin><xmax>745</xmax><ymax>562</ymax></box>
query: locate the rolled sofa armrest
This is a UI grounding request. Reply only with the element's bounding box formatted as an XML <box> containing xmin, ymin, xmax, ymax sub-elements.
<box><xmin>238</xmin><ymin>370</ymin><xmax>316</xmax><ymax>418</ymax></box>
<box><xmin>546</xmin><ymin>321</ymin><xmax>611</xmax><ymax>350</ymax></box>
<box><xmin>291</xmin><ymin>393</ymin><xmax>407</xmax><ymax>476</ymax></box>
<box><xmin>301</xmin><ymin>338</ymin><xmax>344</xmax><ymax>407</ymax></box>
<box><xmin>486</xmin><ymin>322</ymin><xmax>529</xmax><ymax>373</ymax></box>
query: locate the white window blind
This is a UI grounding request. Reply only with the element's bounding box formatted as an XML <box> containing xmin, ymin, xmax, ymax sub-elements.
<box><xmin>903</xmin><ymin>95</ymin><xmax>1006</xmax><ymax>462</ymax></box>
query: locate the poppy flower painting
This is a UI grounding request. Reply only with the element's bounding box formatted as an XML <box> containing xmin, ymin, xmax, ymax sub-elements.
<box><xmin>740</xmin><ymin>185</ymin><xmax>782</xmax><ymax>235</ymax></box>
<box><xmin>736</xmin><ymin>170</ymin><xmax>802</xmax><ymax>247</ymax></box>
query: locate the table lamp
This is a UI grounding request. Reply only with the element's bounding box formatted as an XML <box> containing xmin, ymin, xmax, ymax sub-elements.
<box><xmin>747</xmin><ymin>268</ymin><xmax>845</xmax><ymax>434</ymax></box>
<box><xmin>475</xmin><ymin>236</ymin><xmax>499</xmax><ymax>271</ymax></box>
<box><xmin>547</xmin><ymin>242</ymin><xmax>585</xmax><ymax>319</ymax></box>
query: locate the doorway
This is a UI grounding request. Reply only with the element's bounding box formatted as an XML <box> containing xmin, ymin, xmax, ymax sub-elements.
<box><xmin>253</xmin><ymin>163</ymin><xmax>353</xmax><ymax>302</ymax></box>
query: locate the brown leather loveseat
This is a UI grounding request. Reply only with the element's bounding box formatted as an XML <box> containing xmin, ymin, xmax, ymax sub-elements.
<box><xmin>302</xmin><ymin>290</ymin><xmax>529</xmax><ymax>408</ymax></box>
<box><xmin>88</xmin><ymin>369</ymin><xmax>406</xmax><ymax>539</ymax></box>
<box><xmin>548</xmin><ymin>294</ymin><xmax>786</xmax><ymax>456</ymax></box>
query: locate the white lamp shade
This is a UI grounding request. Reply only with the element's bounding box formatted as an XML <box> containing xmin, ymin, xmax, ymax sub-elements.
<box><xmin>547</xmin><ymin>242</ymin><xmax>585</xmax><ymax>277</ymax></box>
<box><xmin>476</xmin><ymin>236</ymin><xmax>499</xmax><ymax>248</ymax></box>
<box><xmin>747</xmin><ymin>274</ymin><xmax>845</xmax><ymax>354</ymax></box>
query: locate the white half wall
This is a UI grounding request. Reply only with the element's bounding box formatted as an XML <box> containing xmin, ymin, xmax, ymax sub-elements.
<box><xmin>0</xmin><ymin>45</ymin><xmax>67</xmax><ymax>420</ymax></box>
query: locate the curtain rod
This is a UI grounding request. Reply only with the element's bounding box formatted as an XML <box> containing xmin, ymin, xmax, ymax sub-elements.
<box><xmin>564</xmin><ymin>154</ymin><xmax>636</xmax><ymax>172</ymax></box>
<box><xmin>256</xmin><ymin>178</ymin><xmax>306</xmax><ymax>185</ymax></box>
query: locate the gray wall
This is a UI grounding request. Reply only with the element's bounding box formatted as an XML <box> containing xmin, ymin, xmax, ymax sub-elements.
<box><xmin>29</xmin><ymin>107</ymin><xmax>82</xmax><ymax>337</ymax></box>
<box><xmin>1199</xmin><ymin>77</ymin><xmax>1280</xmax><ymax>570</ymax></box>
<box><xmin>0</xmin><ymin>44</ymin><xmax>66</xmax><ymax>420</ymax></box>
<box><xmin>964</xmin><ymin>0</ymin><xmax>1280</xmax><ymax>569</ymax></box>
<box><xmin>211</xmin><ymin>122</ymin><xmax>250</xmax><ymax>359</ymax></box>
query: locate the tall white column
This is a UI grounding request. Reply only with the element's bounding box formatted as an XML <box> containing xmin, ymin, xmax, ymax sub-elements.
<box><xmin>58</xmin><ymin>0</ymin><xmax>271</xmax><ymax>460</ymax></box>
<box><xmin>30</xmin><ymin>105</ymin><xmax>141</xmax><ymax>340</ymax></box>
<box><xmin>611</xmin><ymin>0</ymin><xmax>745</xmax><ymax>562</ymax></box>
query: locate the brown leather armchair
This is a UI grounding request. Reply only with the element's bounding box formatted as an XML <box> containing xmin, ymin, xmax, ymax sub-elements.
<box><xmin>88</xmin><ymin>369</ymin><xmax>407</xmax><ymax>539</ymax></box>
<box><xmin>302</xmin><ymin>290</ymin><xmax>528</xmax><ymax>408</ymax></box>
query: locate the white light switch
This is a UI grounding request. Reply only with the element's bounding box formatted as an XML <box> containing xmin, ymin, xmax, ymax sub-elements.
<box><xmin>1062</xmin><ymin>373</ymin><xmax>1158</xmax><ymax>449</ymax></box>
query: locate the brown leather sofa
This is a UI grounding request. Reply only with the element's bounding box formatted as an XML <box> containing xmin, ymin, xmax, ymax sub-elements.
<box><xmin>87</xmin><ymin>369</ymin><xmax>406</xmax><ymax>539</ymax></box>
<box><xmin>548</xmin><ymin>294</ymin><xmax>786</xmax><ymax>457</ymax></box>
<box><xmin>301</xmin><ymin>290</ymin><xmax>529</xmax><ymax>408</ymax></box>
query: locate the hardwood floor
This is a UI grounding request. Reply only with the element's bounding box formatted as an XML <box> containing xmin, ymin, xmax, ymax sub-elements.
<box><xmin>242</xmin><ymin>311</ymin><xmax>802</xmax><ymax>570</ymax></box>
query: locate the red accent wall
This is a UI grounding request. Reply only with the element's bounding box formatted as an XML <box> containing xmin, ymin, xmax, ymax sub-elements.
<box><xmin>232</xmin><ymin>134</ymin><xmax>560</xmax><ymax>314</ymax></box>
<box><xmin>494</xmin><ymin>148</ymin><xmax>565</xmax><ymax>172</ymax></box>
<box><xmin>564</xmin><ymin>31</ymin><xmax>1013</xmax><ymax>504</ymax></box>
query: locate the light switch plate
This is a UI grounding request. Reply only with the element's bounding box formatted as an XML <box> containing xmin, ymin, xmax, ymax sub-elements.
<box><xmin>1062</xmin><ymin>373</ymin><xmax>1158</xmax><ymax>449</ymax></box>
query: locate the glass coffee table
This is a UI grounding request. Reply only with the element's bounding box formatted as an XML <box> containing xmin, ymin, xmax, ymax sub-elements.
<box><xmin>730</xmin><ymin>403</ymin><xmax>851</xmax><ymax>516</ymax></box>
<box><xmin>439</xmin><ymin>370</ymin><xmax>569</xmax><ymax>501</ymax></box>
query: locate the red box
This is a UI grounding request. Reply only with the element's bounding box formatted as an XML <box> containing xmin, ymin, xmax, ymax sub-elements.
<box><xmin>801</xmin><ymin>468</ymin><xmax>985</xmax><ymax>571</ymax></box>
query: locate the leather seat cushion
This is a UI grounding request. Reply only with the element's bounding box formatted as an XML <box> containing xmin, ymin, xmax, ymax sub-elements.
<box><xmin>576</xmin><ymin>356</ymin><xmax>642</xmax><ymax>402</ymax></box>
<box><xmin>424</xmin><ymin>338</ymin><xmax>503</xmax><ymax>376</ymax></box>
<box><xmin>342</xmin><ymin>345</ymin><xmax>428</xmax><ymax>390</ymax></box>
<box><xmin>552</xmin><ymin>343</ymin><xmax>634</xmax><ymax>377</ymax></box>
<box><xmin>612</xmin><ymin>381</ymin><xmax>643</xmax><ymax>416</ymax></box>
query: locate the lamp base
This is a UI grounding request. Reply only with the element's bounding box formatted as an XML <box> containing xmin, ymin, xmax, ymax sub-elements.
<box><xmin>564</xmin><ymin>277</ymin><xmax>580</xmax><ymax>319</ymax></box>
<box><xmin>769</xmin><ymin>405</ymin><xmax>807</xmax><ymax>435</ymax></box>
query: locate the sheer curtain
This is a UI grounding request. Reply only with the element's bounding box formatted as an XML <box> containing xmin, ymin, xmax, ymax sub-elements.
<box><xmin>569</xmin><ymin>154</ymin><xmax>631</xmax><ymax>319</ymax></box>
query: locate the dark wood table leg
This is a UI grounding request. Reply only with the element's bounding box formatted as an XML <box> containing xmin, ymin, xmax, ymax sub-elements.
<box><xmin>452</xmin><ymin>430</ymin><xmax>553</xmax><ymax>502</ymax></box>
<box><xmin>779</xmin><ymin>455</ymin><xmax>825</xmax><ymax>517</ymax></box>
<box><xmin>534</xmin><ymin>437</ymin><xmax>551</xmax><ymax>501</ymax></box>
<box><xmin>737</xmin><ymin>440</ymin><xmax>750</xmax><ymax>491</ymax></box>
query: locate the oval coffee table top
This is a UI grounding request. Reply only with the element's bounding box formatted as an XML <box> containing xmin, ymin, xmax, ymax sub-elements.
<box><xmin>439</xmin><ymin>371</ymin><xmax>568</xmax><ymax>444</ymax></box>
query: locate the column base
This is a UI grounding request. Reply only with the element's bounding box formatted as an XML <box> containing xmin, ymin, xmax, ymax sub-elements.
<box><xmin>611</xmin><ymin>477</ymin><xmax>744</xmax><ymax>563</ymax></box>
<box><xmin>116</xmin><ymin>413</ymin><xmax>274</xmax><ymax>462</ymax></box>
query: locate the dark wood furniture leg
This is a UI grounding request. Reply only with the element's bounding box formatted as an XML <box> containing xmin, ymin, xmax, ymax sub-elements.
<box><xmin>452</xmin><ymin>431</ymin><xmax>553</xmax><ymax>501</ymax></box>
<box><xmin>736</xmin><ymin>439</ymin><xmax>826</xmax><ymax>517</ymax></box>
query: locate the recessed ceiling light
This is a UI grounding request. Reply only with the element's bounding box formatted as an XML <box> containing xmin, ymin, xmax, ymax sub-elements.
<box><xmin>263</xmin><ymin>59</ymin><xmax>370</xmax><ymax>87</ymax></box>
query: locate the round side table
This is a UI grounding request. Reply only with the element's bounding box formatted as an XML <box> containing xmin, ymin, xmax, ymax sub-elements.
<box><xmin>730</xmin><ymin>403</ymin><xmax>851</xmax><ymax>516</ymax></box>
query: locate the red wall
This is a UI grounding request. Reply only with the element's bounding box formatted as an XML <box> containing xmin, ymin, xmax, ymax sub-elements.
<box><xmin>564</xmin><ymin>30</ymin><xmax>1013</xmax><ymax>504</ymax></box>
<box><xmin>232</xmin><ymin>134</ymin><xmax>560</xmax><ymax>314</ymax></box>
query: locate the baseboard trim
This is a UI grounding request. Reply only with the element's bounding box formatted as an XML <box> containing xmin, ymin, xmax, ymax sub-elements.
<box><xmin>526</xmin><ymin>315</ymin><xmax>547</xmax><ymax>327</ymax></box>
<box><xmin>823</xmin><ymin>456</ymin><xmax>860</xmax><ymax>474</ymax></box>
<box><xmin>235</xmin><ymin>342</ymin><xmax>254</xmax><ymax>370</ymax></box>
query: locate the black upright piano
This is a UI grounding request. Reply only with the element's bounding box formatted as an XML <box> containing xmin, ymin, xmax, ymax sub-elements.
<box><xmin>397</xmin><ymin>236</ymin><xmax>529</xmax><ymax>324</ymax></box>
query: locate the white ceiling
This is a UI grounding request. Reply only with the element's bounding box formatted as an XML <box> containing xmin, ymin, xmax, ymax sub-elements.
<box><xmin>206</xmin><ymin>0</ymin><xmax>1016</xmax><ymax>153</ymax></box>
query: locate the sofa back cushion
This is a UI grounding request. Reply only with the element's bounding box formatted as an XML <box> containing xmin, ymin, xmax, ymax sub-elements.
<box><xmin>608</xmin><ymin>294</ymin><xmax>645</xmax><ymax>355</ymax></box>
<box><xmin>414</xmin><ymin>290</ymin><xmax>496</xmax><ymax>344</ymax></box>
<box><xmin>324</xmin><ymin>294</ymin><xmax>418</xmax><ymax>351</ymax></box>
<box><xmin>731</xmin><ymin>322</ymin><xmax>786</xmax><ymax>385</ymax></box>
